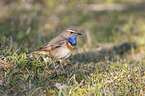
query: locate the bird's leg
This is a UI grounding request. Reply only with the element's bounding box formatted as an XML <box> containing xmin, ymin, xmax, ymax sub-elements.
<box><xmin>59</xmin><ymin>59</ymin><xmax>67</xmax><ymax>76</ymax></box>
<box><xmin>52</xmin><ymin>58</ymin><xmax>58</xmax><ymax>77</ymax></box>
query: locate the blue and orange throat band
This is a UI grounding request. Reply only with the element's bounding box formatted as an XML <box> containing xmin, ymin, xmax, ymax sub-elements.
<box><xmin>67</xmin><ymin>35</ymin><xmax>77</xmax><ymax>46</ymax></box>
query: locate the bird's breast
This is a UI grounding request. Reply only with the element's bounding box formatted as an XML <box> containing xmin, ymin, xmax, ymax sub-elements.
<box><xmin>49</xmin><ymin>42</ymin><xmax>75</xmax><ymax>59</ymax></box>
<box><xmin>65</xmin><ymin>41</ymin><xmax>76</xmax><ymax>51</ymax></box>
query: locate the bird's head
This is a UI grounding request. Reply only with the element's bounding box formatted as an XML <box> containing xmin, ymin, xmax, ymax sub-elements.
<box><xmin>63</xmin><ymin>27</ymin><xmax>81</xmax><ymax>38</ymax></box>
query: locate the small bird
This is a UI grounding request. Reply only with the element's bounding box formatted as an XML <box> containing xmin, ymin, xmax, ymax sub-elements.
<box><xmin>31</xmin><ymin>27</ymin><xmax>81</xmax><ymax>76</ymax></box>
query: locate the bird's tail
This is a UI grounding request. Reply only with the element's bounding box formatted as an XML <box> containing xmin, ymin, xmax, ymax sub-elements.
<box><xmin>29</xmin><ymin>50</ymin><xmax>49</xmax><ymax>55</ymax></box>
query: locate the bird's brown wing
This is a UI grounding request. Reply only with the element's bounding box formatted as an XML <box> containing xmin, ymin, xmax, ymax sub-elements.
<box><xmin>38</xmin><ymin>34</ymin><xmax>66</xmax><ymax>51</ymax></box>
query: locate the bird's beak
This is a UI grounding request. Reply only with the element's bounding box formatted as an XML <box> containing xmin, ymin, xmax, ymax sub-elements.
<box><xmin>77</xmin><ymin>33</ymin><xmax>82</xmax><ymax>35</ymax></box>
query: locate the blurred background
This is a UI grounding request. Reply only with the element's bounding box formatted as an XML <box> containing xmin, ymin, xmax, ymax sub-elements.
<box><xmin>0</xmin><ymin>0</ymin><xmax>145</xmax><ymax>60</ymax></box>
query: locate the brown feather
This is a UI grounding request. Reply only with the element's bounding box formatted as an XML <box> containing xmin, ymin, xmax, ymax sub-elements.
<box><xmin>30</xmin><ymin>50</ymin><xmax>49</xmax><ymax>55</ymax></box>
<box><xmin>38</xmin><ymin>33</ymin><xmax>66</xmax><ymax>51</ymax></box>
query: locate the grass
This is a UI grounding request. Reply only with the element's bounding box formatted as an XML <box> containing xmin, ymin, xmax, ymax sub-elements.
<box><xmin>0</xmin><ymin>0</ymin><xmax>145</xmax><ymax>95</ymax></box>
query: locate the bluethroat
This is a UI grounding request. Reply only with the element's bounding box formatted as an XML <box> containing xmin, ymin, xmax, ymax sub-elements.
<box><xmin>31</xmin><ymin>27</ymin><xmax>81</xmax><ymax>76</ymax></box>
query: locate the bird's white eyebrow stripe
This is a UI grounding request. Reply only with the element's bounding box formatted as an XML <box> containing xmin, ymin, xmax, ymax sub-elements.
<box><xmin>67</xmin><ymin>30</ymin><xmax>75</xmax><ymax>32</ymax></box>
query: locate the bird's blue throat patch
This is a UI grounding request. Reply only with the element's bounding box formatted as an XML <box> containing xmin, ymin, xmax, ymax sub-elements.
<box><xmin>67</xmin><ymin>35</ymin><xmax>78</xmax><ymax>46</ymax></box>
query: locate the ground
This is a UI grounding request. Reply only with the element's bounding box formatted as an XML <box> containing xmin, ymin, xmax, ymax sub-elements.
<box><xmin>0</xmin><ymin>0</ymin><xmax>145</xmax><ymax>95</ymax></box>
